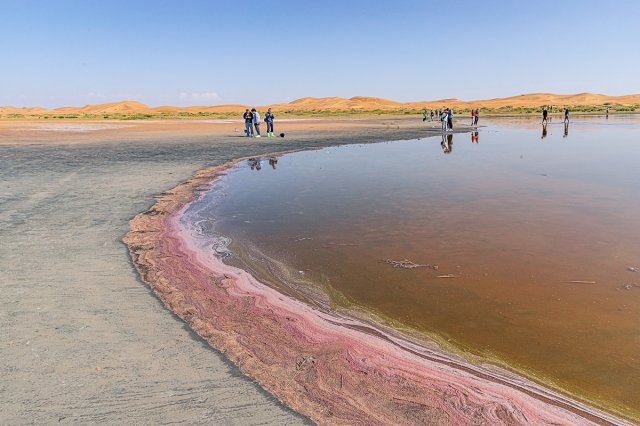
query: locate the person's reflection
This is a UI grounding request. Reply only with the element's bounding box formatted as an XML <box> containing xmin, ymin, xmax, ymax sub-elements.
<box><xmin>563</xmin><ymin>121</ymin><xmax>569</xmax><ymax>138</ymax></box>
<box><xmin>441</xmin><ymin>133</ymin><xmax>453</xmax><ymax>154</ymax></box>
<box><xmin>248</xmin><ymin>157</ymin><xmax>262</xmax><ymax>170</ymax></box>
<box><xmin>541</xmin><ymin>123</ymin><xmax>548</xmax><ymax>139</ymax></box>
<box><xmin>268</xmin><ymin>157</ymin><xmax>278</xmax><ymax>169</ymax></box>
<box><xmin>440</xmin><ymin>134</ymin><xmax>448</xmax><ymax>153</ymax></box>
<box><xmin>471</xmin><ymin>131</ymin><xmax>479</xmax><ymax>143</ymax></box>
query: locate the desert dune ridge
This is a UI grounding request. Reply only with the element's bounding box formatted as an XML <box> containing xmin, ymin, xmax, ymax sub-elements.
<box><xmin>1</xmin><ymin>92</ymin><xmax>639</xmax><ymax>116</ymax></box>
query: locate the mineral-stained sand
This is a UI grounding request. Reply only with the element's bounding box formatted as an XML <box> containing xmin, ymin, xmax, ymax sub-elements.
<box><xmin>0</xmin><ymin>118</ymin><xmax>450</xmax><ymax>424</ymax></box>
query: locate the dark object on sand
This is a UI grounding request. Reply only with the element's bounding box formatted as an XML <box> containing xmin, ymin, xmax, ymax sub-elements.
<box><xmin>280</xmin><ymin>133</ymin><xmax>285</xmax><ymax>138</ymax></box>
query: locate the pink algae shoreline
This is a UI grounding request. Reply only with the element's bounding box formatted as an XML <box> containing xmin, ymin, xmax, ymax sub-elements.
<box><xmin>124</xmin><ymin>159</ymin><xmax>631</xmax><ymax>426</ymax></box>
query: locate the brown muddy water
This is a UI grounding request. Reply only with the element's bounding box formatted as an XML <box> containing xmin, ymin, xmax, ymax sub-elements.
<box><xmin>187</xmin><ymin>115</ymin><xmax>640</xmax><ymax>420</ymax></box>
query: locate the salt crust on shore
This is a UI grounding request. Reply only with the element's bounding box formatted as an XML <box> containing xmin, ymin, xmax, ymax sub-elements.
<box><xmin>125</xmin><ymin>158</ymin><xmax>632</xmax><ymax>426</ymax></box>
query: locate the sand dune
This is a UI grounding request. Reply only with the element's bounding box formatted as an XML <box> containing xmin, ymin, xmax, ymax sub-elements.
<box><xmin>403</xmin><ymin>92</ymin><xmax>640</xmax><ymax>110</ymax></box>
<box><xmin>280</xmin><ymin>96</ymin><xmax>404</xmax><ymax>110</ymax></box>
<box><xmin>2</xmin><ymin>92</ymin><xmax>639</xmax><ymax>116</ymax></box>
<box><xmin>0</xmin><ymin>106</ymin><xmax>50</xmax><ymax>115</ymax></box>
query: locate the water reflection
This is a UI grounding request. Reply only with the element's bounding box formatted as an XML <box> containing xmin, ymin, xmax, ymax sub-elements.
<box><xmin>269</xmin><ymin>157</ymin><xmax>278</xmax><ymax>169</ymax></box>
<box><xmin>247</xmin><ymin>156</ymin><xmax>279</xmax><ymax>170</ymax></box>
<box><xmin>471</xmin><ymin>131</ymin><xmax>479</xmax><ymax>143</ymax></box>
<box><xmin>440</xmin><ymin>133</ymin><xmax>453</xmax><ymax>154</ymax></box>
<box><xmin>541</xmin><ymin>123</ymin><xmax>548</xmax><ymax>139</ymax></box>
<box><xmin>248</xmin><ymin>157</ymin><xmax>262</xmax><ymax>170</ymax></box>
<box><xmin>563</xmin><ymin>122</ymin><xmax>569</xmax><ymax>138</ymax></box>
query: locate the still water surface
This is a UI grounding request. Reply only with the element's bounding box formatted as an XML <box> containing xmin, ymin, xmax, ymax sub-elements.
<box><xmin>190</xmin><ymin>116</ymin><xmax>640</xmax><ymax>418</ymax></box>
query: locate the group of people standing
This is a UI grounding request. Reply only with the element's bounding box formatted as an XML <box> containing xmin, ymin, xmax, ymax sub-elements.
<box><xmin>243</xmin><ymin>107</ymin><xmax>276</xmax><ymax>138</ymax></box>
<box><xmin>441</xmin><ymin>108</ymin><xmax>454</xmax><ymax>130</ymax></box>
<box><xmin>423</xmin><ymin>107</ymin><xmax>479</xmax><ymax>131</ymax></box>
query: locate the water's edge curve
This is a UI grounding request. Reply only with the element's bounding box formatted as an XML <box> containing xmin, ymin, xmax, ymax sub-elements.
<box><xmin>124</xmin><ymin>155</ymin><xmax>632</xmax><ymax>426</ymax></box>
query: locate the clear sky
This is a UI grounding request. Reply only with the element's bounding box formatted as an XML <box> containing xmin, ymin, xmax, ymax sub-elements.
<box><xmin>2</xmin><ymin>0</ymin><xmax>639</xmax><ymax>108</ymax></box>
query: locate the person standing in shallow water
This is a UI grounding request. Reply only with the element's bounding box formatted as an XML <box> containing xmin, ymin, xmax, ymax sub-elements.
<box><xmin>251</xmin><ymin>108</ymin><xmax>261</xmax><ymax>138</ymax></box>
<box><xmin>542</xmin><ymin>107</ymin><xmax>548</xmax><ymax>125</ymax></box>
<box><xmin>265</xmin><ymin>108</ymin><xmax>275</xmax><ymax>137</ymax></box>
<box><xmin>243</xmin><ymin>109</ymin><xmax>253</xmax><ymax>137</ymax></box>
<box><xmin>447</xmin><ymin>108</ymin><xmax>454</xmax><ymax>130</ymax></box>
<box><xmin>474</xmin><ymin>109</ymin><xmax>479</xmax><ymax>126</ymax></box>
<box><xmin>564</xmin><ymin>108</ymin><xmax>570</xmax><ymax>124</ymax></box>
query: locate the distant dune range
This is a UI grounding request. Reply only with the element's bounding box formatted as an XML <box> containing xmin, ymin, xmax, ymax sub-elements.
<box><xmin>2</xmin><ymin>92</ymin><xmax>640</xmax><ymax>116</ymax></box>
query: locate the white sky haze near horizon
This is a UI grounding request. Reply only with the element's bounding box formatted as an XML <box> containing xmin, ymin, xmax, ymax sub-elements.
<box><xmin>2</xmin><ymin>0</ymin><xmax>640</xmax><ymax>108</ymax></box>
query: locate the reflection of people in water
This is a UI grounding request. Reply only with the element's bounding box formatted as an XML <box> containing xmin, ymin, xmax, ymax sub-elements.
<box><xmin>471</xmin><ymin>131</ymin><xmax>479</xmax><ymax>143</ymax></box>
<box><xmin>441</xmin><ymin>134</ymin><xmax>453</xmax><ymax>154</ymax></box>
<box><xmin>542</xmin><ymin>107</ymin><xmax>548</xmax><ymax>125</ymax></box>
<box><xmin>541</xmin><ymin>123</ymin><xmax>548</xmax><ymax>139</ymax></box>
<box><xmin>563</xmin><ymin>122</ymin><xmax>569</xmax><ymax>138</ymax></box>
<box><xmin>268</xmin><ymin>157</ymin><xmax>278</xmax><ymax>169</ymax></box>
<box><xmin>248</xmin><ymin>157</ymin><xmax>261</xmax><ymax>170</ymax></box>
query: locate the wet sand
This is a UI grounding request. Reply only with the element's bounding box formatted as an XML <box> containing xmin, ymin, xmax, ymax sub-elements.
<box><xmin>0</xmin><ymin>118</ymin><xmax>452</xmax><ymax>424</ymax></box>
<box><xmin>0</xmin><ymin>117</ymin><xmax>431</xmax><ymax>145</ymax></box>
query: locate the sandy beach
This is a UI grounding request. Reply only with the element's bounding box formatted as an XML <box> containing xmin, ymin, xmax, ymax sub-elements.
<box><xmin>0</xmin><ymin>118</ymin><xmax>453</xmax><ymax>424</ymax></box>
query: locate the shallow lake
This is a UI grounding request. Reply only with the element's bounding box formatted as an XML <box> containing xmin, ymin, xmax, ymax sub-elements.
<box><xmin>187</xmin><ymin>115</ymin><xmax>640</xmax><ymax>419</ymax></box>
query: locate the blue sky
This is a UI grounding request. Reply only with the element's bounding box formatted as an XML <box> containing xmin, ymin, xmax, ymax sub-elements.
<box><xmin>2</xmin><ymin>0</ymin><xmax>639</xmax><ymax>107</ymax></box>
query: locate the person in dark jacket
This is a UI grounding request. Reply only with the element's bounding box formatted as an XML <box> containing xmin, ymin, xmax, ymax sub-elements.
<box><xmin>265</xmin><ymin>108</ymin><xmax>275</xmax><ymax>137</ymax></box>
<box><xmin>243</xmin><ymin>109</ymin><xmax>254</xmax><ymax>137</ymax></box>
